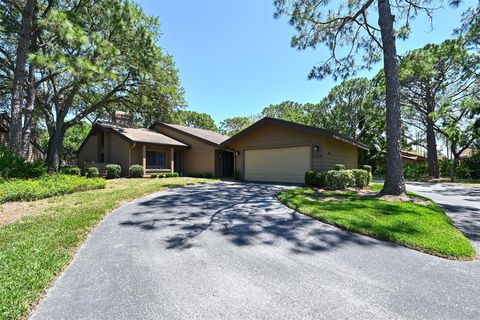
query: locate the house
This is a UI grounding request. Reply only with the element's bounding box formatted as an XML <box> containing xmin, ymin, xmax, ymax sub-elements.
<box><xmin>77</xmin><ymin>115</ymin><xmax>368</xmax><ymax>183</ymax></box>
<box><xmin>0</xmin><ymin>112</ymin><xmax>45</xmax><ymax>161</ymax></box>
<box><xmin>400</xmin><ymin>150</ymin><xmax>427</xmax><ymax>164</ymax></box>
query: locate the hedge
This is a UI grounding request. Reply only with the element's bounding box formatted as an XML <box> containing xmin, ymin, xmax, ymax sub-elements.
<box><xmin>305</xmin><ymin>168</ymin><xmax>370</xmax><ymax>189</ymax></box>
<box><xmin>305</xmin><ymin>171</ymin><xmax>327</xmax><ymax>187</ymax></box>
<box><xmin>85</xmin><ymin>167</ymin><xmax>99</xmax><ymax>178</ymax></box>
<box><xmin>335</xmin><ymin>164</ymin><xmax>345</xmax><ymax>171</ymax></box>
<box><xmin>325</xmin><ymin>170</ymin><xmax>355</xmax><ymax>190</ymax></box>
<box><xmin>0</xmin><ymin>174</ymin><xmax>106</xmax><ymax>203</ymax></box>
<box><xmin>351</xmin><ymin>169</ymin><xmax>369</xmax><ymax>188</ymax></box>
<box><xmin>60</xmin><ymin>166</ymin><xmax>81</xmax><ymax>176</ymax></box>
<box><xmin>129</xmin><ymin>165</ymin><xmax>144</xmax><ymax>178</ymax></box>
<box><xmin>105</xmin><ymin>164</ymin><xmax>121</xmax><ymax>179</ymax></box>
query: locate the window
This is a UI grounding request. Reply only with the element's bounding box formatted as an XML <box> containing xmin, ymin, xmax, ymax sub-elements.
<box><xmin>146</xmin><ymin>151</ymin><xmax>167</xmax><ymax>169</ymax></box>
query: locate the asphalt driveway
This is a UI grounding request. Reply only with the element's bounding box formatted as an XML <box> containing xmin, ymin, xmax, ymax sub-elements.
<box><xmin>31</xmin><ymin>182</ymin><xmax>480</xmax><ymax>320</ymax></box>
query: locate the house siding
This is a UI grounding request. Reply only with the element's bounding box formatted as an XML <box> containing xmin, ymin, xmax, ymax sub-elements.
<box><xmin>223</xmin><ymin>123</ymin><xmax>359</xmax><ymax>178</ymax></box>
<box><xmin>109</xmin><ymin>133</ymin><xmax>131</xmax><ymax>175</ymax></box>
<box><xmin>78</xmin><ymin>129</ymin><xmax>99</xmax><ymax>171</ymax></box>
<box><xmin>152</xmin><ymin>124</ymin><xmax>216</xmax><ymax>175</ymax></box>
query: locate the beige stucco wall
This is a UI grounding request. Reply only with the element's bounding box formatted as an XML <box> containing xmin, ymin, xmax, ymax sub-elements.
<box><xmin>223</xmin><ymin>123</ymin><xmax>359</xmax><ymax>178</ymax></box>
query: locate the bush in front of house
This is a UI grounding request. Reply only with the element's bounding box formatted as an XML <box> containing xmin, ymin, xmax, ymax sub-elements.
<box><xmin>60</xmin><ymin>166</ymin><xmax>81</xmax><ymax>176</ymax></box>
<box><xmin>334</xmin><ymin>164</ymin><xmax>345</xmax><ymax>171</ymax></box>
<box><xmin>305</xmin><ymin>170</ymin><xmax>327</xmax><ymax>187</ymax></box>
<box><xmin>403</xmin><ymin>162</ymin><xmax>428</xmax><ymax>179</ymax></box>
<box><xmin>0</xmin><ymin>174</ymin><xmax>106</xmax><ymax>203</ymax></box>
<box><xmin>351</xmin><ymin>169</ymin><xmax>370</xmax><ymax>188</ymax></box>
<box><xmin>105</xmin><ymin>164</ymin><xmax>121</xmax><ymax>179</ymax></box>
<box><xmin>188</xmin><ymin>172</ymin><xmax>213</xmax><ymax>179</ymax></box>
<box><xmin>0</xmin><ymin>145</ymin><xmax>47</xmax><ymax>179</ymax></box>
<box><xmin>85</xmin><ymin>167</ymin><xmax>99</xmax><ymax>178</ymax></box>
<box><xmin>359</xmin><ymin>165</ymin><xmax>373</xmax><ymax>184</ymax></box>
<box><xmin>129</xmin><ymin>165</ymin><xmax>144</xmax><ymax>178</ymax></box>
<box><xmin>165</xmin><ymin>172</ymin><xmax>179</xmax><ymax>178</ymax></box>
<box><xmin>150</xmin><ymin>173</ymin><xmax>158</xmax><ymax>178</ymax></box>
<box><xmin>325</xmin><ymin>169</ymin><xmax>355</xmax><ymax>190</ymax></box>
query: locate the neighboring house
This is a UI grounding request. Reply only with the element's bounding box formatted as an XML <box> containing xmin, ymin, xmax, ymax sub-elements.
<box><xmin>78</xmin><ymin>116</ymin><xmax>368</xmax><ymax>183</ymax></box>
<box><xmin>401</xmin><ymin>150</ymin><xmax>427</xmax><ymax>164</ymax></box>
<box><xmin>0</xmin><ymin>113</ymin><xmax>45</xmax><ymax>161</ymax></box>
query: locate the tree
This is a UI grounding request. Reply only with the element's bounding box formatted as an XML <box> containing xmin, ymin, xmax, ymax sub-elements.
<box><xmin>174</xmin><ymin>110</ymin><xmax>218</xmax><ymax>131</ymax></box>
<box><xmin>315</xmin><ymin>78</ymin><xmax>374</xmax><ymax>140</ymax></box>
<box><xmin>219</xmin><ymin>116</ymin><xmax>254</xmax><ymax>136</ymax></box>
<box><xmin>260</xmin><ymin>101</ymin><xmax>309</xmax><ymax>124</ymax></box>
<box><xmin>40</xmin><ymin>121</ymin><xmax>91</xmax><ymax>165</ymax></box>
<box><xmin>24</xmin><ymin>0</ymin><xmax>184</xmax><ymax>171</ymax></box>
<box><xmin>273</xmin><ymin>0</ymin><xmax>443</xmax><ymax>195</ymax></box>
<box><xmin>399</xmin><ymin>40</ymin><xmax>478</xmax><ymax>178</ymax></box>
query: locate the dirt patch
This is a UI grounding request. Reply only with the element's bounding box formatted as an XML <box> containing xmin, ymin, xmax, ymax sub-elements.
<box><xmin>309</xmin><ymin>187</ymin><xmax>431</xmax><ymax>205</ymax></box>
<box><xmin>0</xmin><ymin>200</ymin><xmax>49</xmax><ymax>227</ymax></box>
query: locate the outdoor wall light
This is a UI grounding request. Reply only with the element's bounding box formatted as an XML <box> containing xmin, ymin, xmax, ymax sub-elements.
<box><xmin>218</xmin><ymin>153</ymin><xmax>222</xmax><ymax>158</ymax></box>
<box><xmin>313</xmin><ymin>145</ymin><xmax>319</xmax><ymax>152</ymax></box>
<box><xmin>235</xmin><ymin>151</ymin><xmax>241</xmax><ymax>156</ymax></box>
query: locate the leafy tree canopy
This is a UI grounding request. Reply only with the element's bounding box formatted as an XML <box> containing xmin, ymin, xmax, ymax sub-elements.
<box><xmin>173</xmin><ymin>110</ymin><xmax>218</xmax><ymax>131</ymax></box>
<box><xmin>219</xmin><ymin>116</ymin><xmax>255</xmax><ymax>136</ymax></box>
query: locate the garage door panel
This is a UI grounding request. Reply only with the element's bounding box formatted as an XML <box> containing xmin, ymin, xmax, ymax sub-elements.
<box><xmin>245</xmin><ymin>146</ymin><xmax>310</xmax><ymax>183</ymax></box>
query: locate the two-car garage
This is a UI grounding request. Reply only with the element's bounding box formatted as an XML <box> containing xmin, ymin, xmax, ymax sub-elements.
<box><xmin>220</xmin><ymin>117</ymin><xmax>368</xmax><ymax>184</ymax></box>
<box><xmin>244</xmin><ymin>146</ymin><xmax>311</xmax><ymax>183</ymax></box>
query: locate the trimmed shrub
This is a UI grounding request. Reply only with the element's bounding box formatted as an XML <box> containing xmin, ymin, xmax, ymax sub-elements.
<box><xmin>0</xmin><ymin>174</ymin><xmax>106</xmax><ymax>203</ymax></box>
<box><xmin>85</xmin><ymin>167</ymin><xmax>99</xmax><ymax>178</ymax></box>
<box><xmin>0</xmin><ymin>145</ymin><xmax>46</xmax><ymax>179</ymax></box>
<box><xmin>325</xmin><ymin>170</ymin><xmax>354</xmax><ymax>190</ymax></box>
<box><xmin>304</xmin><ymin>170</ymin><xmax>326</xmax><ymax>187</ymax></box>
<box><xmin>351</xmin><ymin>169</ymin><xmax>369</xmax><ymax>188</ymax></box>
<box><xmin>61</xmin><ymin>166</ymin><xmax>81</xmax><ymax>176</ymax></box>
<box><xmin>105</xmin><ymin>164</ymin><xmax>121</xmax><ymax>179</ymax></box>
<box><xmin>359</xmin><ymin>165</ymin><xmax>372</xmax><ymax>184</ymax></box>
<box><xmin>165</xmin><ymin>172</ymin><xmax>179</xmax><ymax>178</ymax></box>
<box><xmin>129</xmin><ymin>165</ymin><xmax>144</xmax><ymax>178</ymax></box>
<box><xmin>334</xmin><ymin>164</ymin><xmax>345</xmax><ymax>171</ymax></box>
<box><xmin>150</xmin><ymin>173</ymin><xmax>158</xmax><ymax>178</ymax></box>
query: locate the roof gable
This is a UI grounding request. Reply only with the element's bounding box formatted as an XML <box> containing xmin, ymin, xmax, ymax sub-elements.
<box><xmin>221</xmin><ymin>117</ymin><xmax>369</xmax><ymax>150</ymax></box>
<box><xmin>95</xmin><ymin>121</ymin><xmax>188</xmax><ymax>147</ymax></box>
<box><xmin>152</xmin><ymin>123</ymin><xmax>229</xmax><ymax>146</ymax></box>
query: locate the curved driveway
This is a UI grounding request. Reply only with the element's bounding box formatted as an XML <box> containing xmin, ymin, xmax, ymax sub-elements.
<box><xmin>31</xmin><ymin>182</ymin><xmax>480</xmax><ymax>320</ymax></box>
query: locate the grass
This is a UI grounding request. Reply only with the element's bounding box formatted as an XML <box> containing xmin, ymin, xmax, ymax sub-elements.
<box><xmin>277</xmin><ymin>185</ymin><xmax>476</xmax><ymax>260</ymax></box>
<box><xmin>0</xmin><ymin>177</ymin><xmax>216</xmax><ymax>320</ymax></box>
<box><xmin>0</xmin><ymin>174</ymin><xmax>106</xmax><ymax>203</ymax></box>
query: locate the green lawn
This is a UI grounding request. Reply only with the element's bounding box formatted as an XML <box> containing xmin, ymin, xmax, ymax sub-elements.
<box><xmin>0</xmin><ymin>177</ymin><xmax>216</xmax><ymax>320</ymax></box>
<box><xmin>277</xmin><ymin>185</ymin><xmax>475</xmax><ymax>260</ymax></box>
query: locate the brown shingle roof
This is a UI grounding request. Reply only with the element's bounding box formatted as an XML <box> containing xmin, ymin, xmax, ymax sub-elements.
<box><xmin>97</xmin><ymin>121</ymin><xmax>188</xmax><ymax>147</ymax></box>
<box><xmin>154</xmin><ymin>123</ymin><xmax>230</xmax><ymax>146</ymax></box>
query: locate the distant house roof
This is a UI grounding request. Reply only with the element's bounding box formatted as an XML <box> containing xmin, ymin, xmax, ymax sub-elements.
<box><xmin>400</xmin><ymin>150</ymin><xmax>427</xmax><ymax>161</ymax></box>
<box><xmin>95</xmin><ymin>121</ymin><xmax>188</xmax><ymax>147</ymax></box>
<box><xmin>220</xmin><ymin>117</ymin><xmax>369</xmax><ymax>150</ymax></box>
<box><xmin>152</xmin><ymin>123</ymin><xmax>230</xmax><ymax>146</ymax></box>
<box><xmin>460</xmin><ymin>148</ymin><xmax>475</xmax><ymax>159</ymax></box>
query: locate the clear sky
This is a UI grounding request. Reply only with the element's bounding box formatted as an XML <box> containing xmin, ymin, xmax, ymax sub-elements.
<box><xmin>137</xmin><ymin>0</ymin><xmax>467</xmax><ymax>125</ymax></box>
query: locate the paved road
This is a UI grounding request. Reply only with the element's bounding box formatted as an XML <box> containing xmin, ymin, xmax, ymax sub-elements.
<box><xmin>31</xmin><ymin>182</ymin><xmax>480</xmax><ymax>320</ymax></box>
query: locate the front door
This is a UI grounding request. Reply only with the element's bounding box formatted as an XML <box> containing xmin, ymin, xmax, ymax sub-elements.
<box><xmin>174</xmin><ymin>152</ymin><xmax>182</xmax><ymax>174</ymax></box>
<box><xmin>222</xmin><ymin>151</ymin><xmax>234</xmax><ymax>177</ymax></box>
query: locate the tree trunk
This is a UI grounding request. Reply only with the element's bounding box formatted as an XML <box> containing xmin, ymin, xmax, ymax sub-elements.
<box><xmin>450</xmin><ymin>153</ymin><xmax>459</xmax><ymax>182</ymax></box>
<box><xmin>21</xmin><ymin>63</ymin><xmax>36</xmax><ymax>159</ymax></box>
<box><xmin>46</xmin><ymin>126</ymin><xmax>66</xmax><ymax>172</ymax></box>
<box><xmin>378</xmin><ymin>0</ymin><xmax>406</xmax><ymax>195</ymax></box>
<box><xmin>425</xmin><ymin>110</ymin><xmax>439</xmax><ymax>178</ymax></box>
<box><xmin>10</xmin><ymin>0</ymin><xmax>36</xmax><ymax>155</ymax></box>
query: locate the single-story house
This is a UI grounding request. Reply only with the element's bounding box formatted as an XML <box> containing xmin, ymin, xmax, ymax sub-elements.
<box><xmin>78</xmin><ymin>116</ymin><xmax>368</xmax><ymax>183</ymax></box>
<box><xmin>0</xmin><ymin>112</ymin><xmax>45</xmax><ymax>161</ymax></box>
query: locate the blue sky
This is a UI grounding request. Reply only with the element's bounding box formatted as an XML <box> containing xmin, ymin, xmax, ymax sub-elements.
<box><xmin>137</xmin><ymin>0</ymin><xmax>467</xmax><ymax>124</ymax></box>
